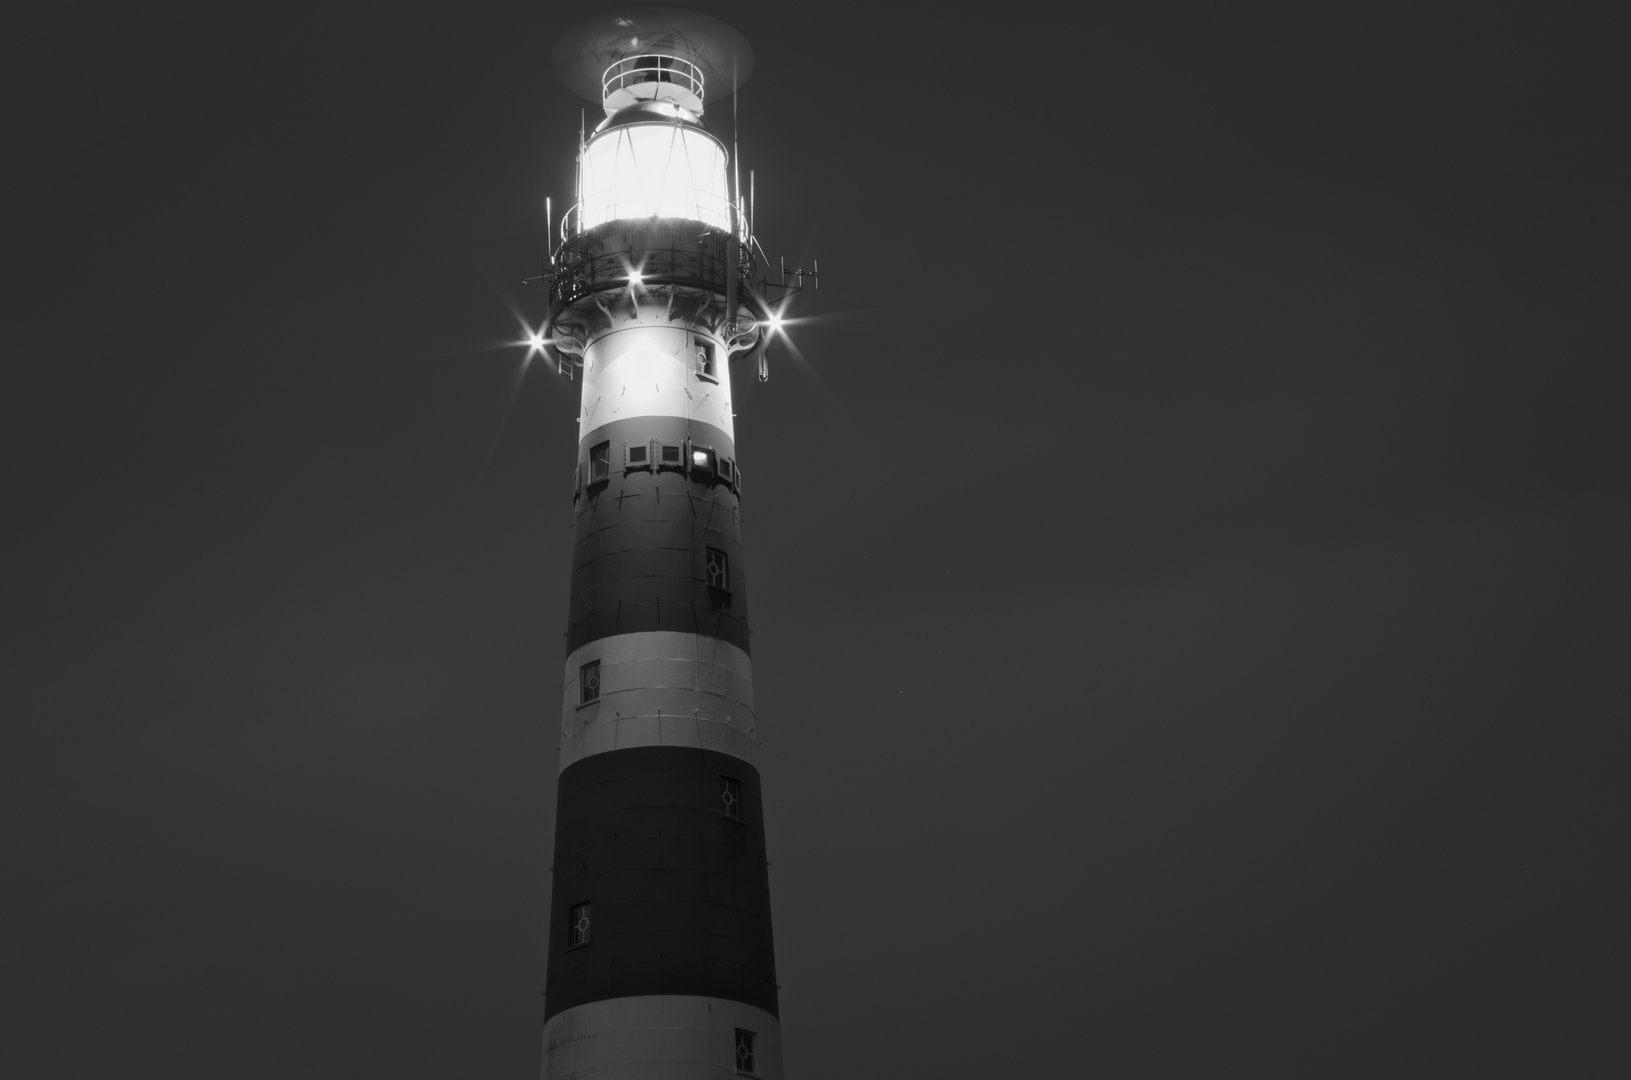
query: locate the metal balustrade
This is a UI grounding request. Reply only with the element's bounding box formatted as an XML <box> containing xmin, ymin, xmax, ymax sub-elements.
<box><xmin>549</xmin><ymin>230</ymin><xmax>756</xmax><ymax>310</ymax></box>
<box><xmin>602</xmin><ymin>54</ymin><xmax>705</xmax><ymax>106</ymax></box>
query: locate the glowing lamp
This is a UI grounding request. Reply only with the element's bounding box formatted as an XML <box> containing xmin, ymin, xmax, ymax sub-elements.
<box><xmin>581</xmin><ymin>119</ymin><xmax>732</xmax><ymax>231</ymax></box>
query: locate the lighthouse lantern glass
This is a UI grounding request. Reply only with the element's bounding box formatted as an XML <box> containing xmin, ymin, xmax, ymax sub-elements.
<box><xmin>581</xmin><ymin>125</ymin><xmax>732</xmax><ymax>231</ymax></box>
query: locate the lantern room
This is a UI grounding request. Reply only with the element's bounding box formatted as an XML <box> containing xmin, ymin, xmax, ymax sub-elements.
<box><xmin>551</xmin><ymin>10</ymin><xmax>752</xmax><ymax>241</ymax></box>
<box><xmin>579</xmin><ymin>95</ymin><xmax>733</xmax><ymax>233</ymax></box>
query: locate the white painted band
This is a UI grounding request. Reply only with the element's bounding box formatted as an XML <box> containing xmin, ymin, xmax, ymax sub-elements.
<box><xmin>561</xmin><ymin>631</ymin><xmax>757</xmax><ymax>771</ymax></box>
<box><xmin>579</xmin><ymin>316</ymin><xmax>735</xmax><ymax>440</ymax></box>
<box><xmin>542</xmin><ymin>995</ymin><xmax>782</xmax><ymax>1080</ymax></box>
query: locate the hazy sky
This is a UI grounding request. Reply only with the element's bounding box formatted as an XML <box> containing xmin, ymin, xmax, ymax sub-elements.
<box><xmin>7</xmin><ymin>2</ymin><xmax>1627</xmax><ymax>1076</ymax></box>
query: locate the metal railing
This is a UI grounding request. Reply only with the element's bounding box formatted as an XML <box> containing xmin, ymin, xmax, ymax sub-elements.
<box><xmin>549</xmin><ymin>231</ymin><xmax>756</xmax><ymax>311</ymax></box>
<box><xmin>603</xmin><ymin>54</ymin><xmax>704</xmax><ymax>104</ymax></box>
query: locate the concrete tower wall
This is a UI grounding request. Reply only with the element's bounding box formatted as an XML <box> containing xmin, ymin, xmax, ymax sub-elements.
<box><xmin>543</xmin><ymin>291</ymin><xmax>780</xmax><ymax>1079</ymax></box>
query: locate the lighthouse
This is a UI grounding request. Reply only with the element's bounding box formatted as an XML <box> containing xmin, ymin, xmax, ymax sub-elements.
<box><xmin>535</xmin><ymin>11</ymin><xmax>784</xmax><ymax>1079</ymax></box>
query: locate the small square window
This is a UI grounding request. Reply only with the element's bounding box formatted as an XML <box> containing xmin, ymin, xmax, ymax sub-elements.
<box><xmin>734</xmin><ymin>1029</ymin><xmax>755</xmax><ymax>1075</ymax></box>
<box><xmin>706</xmin><ymin>547</ymin><xmax>730</xmax><ymax>591</ymax></box>
<box><xmin>568</xmin><ymin>901</ymin><xmax>591</xmax><ymax>947</ymax></box>
<box><xmin>626</xmin><ymin>443</ymin><xmax>648</xmax><ymax>466</ymax></box>
<box><xmin>589</xmin><ymin>441</ymin><xmax>610</xmax><ymax>483</ymax></box>
<box><xmin>692</xmin><ymin>446</ymin><xmax>716</xmax><ymax>473</ymax></box>
<box><xmin>660</xmin><ymin>444</ymin><xmax>682</xmax><ymax>466</ymax></box>
<box><xmin>580</xmin><ymin>660</ymin><xmax>600</xmax><ymax>704</ymax></box>
<box><xmin>720</xmin><ymin>776</ymin><xmax>742</xmax><ymax>821</ymax></box>
<box><xmin>718</xmin><ymin>458</ymin><xmax>734</xmax><ymax>484</ymax></box>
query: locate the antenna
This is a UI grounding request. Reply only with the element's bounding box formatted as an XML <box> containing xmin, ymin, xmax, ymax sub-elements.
<box><xmin>749</xmin><ymin>169</ymin><xmax>755</xmax><ymax>243</ymax></box>
<box><xmin>546</xmin><ymin>197</ymin><xmax>553</xmax><ymax>263</ymax></box>
<box><xmin>733</xmin><ymin>63</ymin><xmax>741</xmax><ymax>240</ymax></box>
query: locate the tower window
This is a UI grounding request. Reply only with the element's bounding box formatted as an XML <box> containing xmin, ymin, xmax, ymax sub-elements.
<box><xmin>660</xmin><ymin>444</ymin><xmax>682</xmax><ymax>466</ymax></box>
<box><xmin>693</xmin><ymin>334</ymin><xmax>718</xmax><ymax>381</ymax></box>
<box><xmin>579</xmin><ymin>660</ymin><xmax>600</xmax><ymax>704</ymax></box>
<box><xmin>720</xmin><ymin>776</ymin><xmax>742</xmax><ymax>821</ymax></box>
<box><xmin>626</xmin><ymin>443</ymin><xmax>648</xmax><ymax>467</ymax></box>
<box><xmin>568</xmin><ymin>901</ymin><xmax>591</xmax><ymax>947</ymax></box>
<box><xmin>734</xmin><ymin>1029</ymin><xmax>755</xmax><ymax>1075</ymax></box>
<box><xmin>589</xmin><ymin>441</ymin><xmax>610</xmax><ymax>483</ymax></box>
<box><xmin>691</xmin><ymin>446</ymin><xmax>715</xmax><ymax>472</ymax></box>
<box><xmin>718</xmin><ymin>458</ymin><xmax>734</xmax><ymax>484</ymax></box>
<box><xmin>706</xmin><ymin>547</ymin><xmax>730</xmax><ymax>590</ymax></box>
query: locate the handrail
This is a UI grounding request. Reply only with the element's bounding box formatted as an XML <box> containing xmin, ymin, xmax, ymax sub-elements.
<box><xmin>602</xmin><ymin>54</ymin><xmax>704</xmax><ymax>104</ymax></box>
<box><xmin>549</xmin><ymin>231</ymin><xmax>759</xmax><ymax>312</ymax></box>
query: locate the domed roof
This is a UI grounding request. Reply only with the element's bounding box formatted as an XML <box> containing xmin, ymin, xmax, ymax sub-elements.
<box><xmin>552</xmin><ymin>7</ymin><xmax>754</xmax><ymax>112</ymax></box>
<box><xmin>594</xmin><ymin>99</ymin><xmax>707</xmax><ymax>134</ymax></box>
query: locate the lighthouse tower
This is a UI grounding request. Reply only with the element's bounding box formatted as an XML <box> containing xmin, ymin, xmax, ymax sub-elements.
<box><xmin>536</xmin><ymin>11</ymin><xmax>782</xmax><ymax>1080</ymax></box>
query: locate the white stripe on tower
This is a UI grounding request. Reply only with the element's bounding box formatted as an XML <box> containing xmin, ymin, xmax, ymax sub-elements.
<box><xmin>543</xmin><ymin>997</ymin><xmax>783</xmax><ymax>1080</ymax></box>
<box><xmin>579</xmin><ymin>322</ymin><xmax>736</xmax><ymax>440</ymax></box>
<box><xmin>561</xmin><ymin>631</ymin><xmax>757</xmax><ymax>770</ymax></box>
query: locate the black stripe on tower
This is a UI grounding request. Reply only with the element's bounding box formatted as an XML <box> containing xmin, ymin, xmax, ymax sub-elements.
<box><xmin>569</xmin><ymin>416</ymin><xmax>748</xmax><ymax>654</ymax></box>
<box><xmin>543</xmin><ymin>746</ymin><xmax>778</xmax><ymax>1020</ymax></box>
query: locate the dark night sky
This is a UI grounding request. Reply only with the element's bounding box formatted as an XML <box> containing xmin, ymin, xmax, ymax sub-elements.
<box><xmin>7</xmin><ymin>2</ymin><xmax>1628</xmax><ymax>1076</ymax></box>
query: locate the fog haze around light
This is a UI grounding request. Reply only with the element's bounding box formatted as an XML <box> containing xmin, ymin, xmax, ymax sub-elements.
<box><xmin>4</xmin><ymin>2</ymin><xmax>1627</xmax><ymax>1078</ymax></box>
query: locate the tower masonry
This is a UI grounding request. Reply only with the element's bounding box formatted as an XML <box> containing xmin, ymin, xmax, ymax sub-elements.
<box><xmin>535</xmin><ymin>11</ymin><xmax>792</xmax><ymax>1080</ymax></box>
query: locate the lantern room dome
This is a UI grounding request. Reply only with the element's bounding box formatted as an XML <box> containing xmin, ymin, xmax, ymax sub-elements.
<box><xmin>595</xmin><ymin>99</ymin><xmax>704</xmax><ymax>134</ymax></box>
<box><xmin>553</xmin><ymin>7</ymin><xmax>754</xmax><ymax>117</ymax></box>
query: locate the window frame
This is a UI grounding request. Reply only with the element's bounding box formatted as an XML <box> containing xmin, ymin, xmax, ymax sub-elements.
<box><xmin>588</xmin><ymin>441</ymin><xmax>611</xmax><ymax>484</ymax></box>
<box><xmin>689</xmin><ymin>442</ymin><xmax>717</xmax><ymax>478</ymax></box>
<box><xmin>693</xmin><ymin>333</ymin><xmax>719</xmax><ymax>383</ymax></box>
<box><xmin>567</xmin><ymin>901</ymin><xmax>591</xmax><ymax>949</ymax></box>
<box><xmin>705</xmin><ymin>546</ymin><xmax>730</xmax><ymax>592</ymax></box>
<box><xmin>734</xmin><ymin>1028</ymin><xmax>756</xmax><ymax>1076</ymax></box>
<box><xmin>720</xmin><ymin>775</ymin><xmax>743</xmax><ymax>821</ymax></box>
<box><xmin>579</xmin><ymin>660</ymin><xmax>601</xmax><ymax>705</ymax></box>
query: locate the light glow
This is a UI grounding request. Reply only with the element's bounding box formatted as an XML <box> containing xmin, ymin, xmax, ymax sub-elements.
<box><xmin>581</xmin><ymin>124</ymin><xmax>731</xmax><ymax>230</ymax></box>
